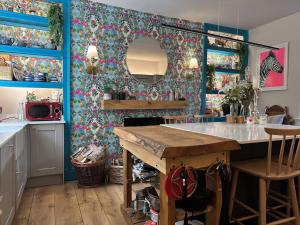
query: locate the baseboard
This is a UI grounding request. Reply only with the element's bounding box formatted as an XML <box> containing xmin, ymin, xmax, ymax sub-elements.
<box><xmin>26</xmin><ymin>174</ymin><xmax>64</xmax><ymax>188</ymax></box>
<box><xmin>64</xmin><ymin>168</ymin><xmax>77</xmax><ymax>181</ymax></box>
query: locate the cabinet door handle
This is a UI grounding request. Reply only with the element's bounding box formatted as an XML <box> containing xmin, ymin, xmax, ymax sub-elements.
<box><xmin>16</xmin><ymin>171</ymin><xmax>21</xmax><ymax>174</ymax></box>
<box><xmin>0</xmin><ymin>195</ymin><xmax>3</xmax><ymax>202</ymax></box>
<box><xmin>8</xmin><ymin>144</ymin><xmax>14</xmax><ymax>148</ymax></box>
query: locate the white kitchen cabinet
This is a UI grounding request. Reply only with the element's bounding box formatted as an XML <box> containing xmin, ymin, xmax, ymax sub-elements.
<box><xmin>0</xmin><ymin>138</ymin><xmax>15</xmax><ymax>225</ymax></box>
<box><xmin>15</xmin><ymin>128</ymin><xmax>27</xmax><ymax>209</ymax></box>
<box><xmin>29</xmin><ymin>124</ymin><xmax>64</xmax><ymax>177</ymax></box>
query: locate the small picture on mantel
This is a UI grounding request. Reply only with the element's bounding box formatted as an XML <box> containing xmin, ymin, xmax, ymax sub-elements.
<box><xmin>258</xmin><ymin>42</ymin><xmax>288</xmax><ymax>91</ymax></box>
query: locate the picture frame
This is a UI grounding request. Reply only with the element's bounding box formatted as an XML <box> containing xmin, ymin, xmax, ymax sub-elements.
<box><xmin>258</xmin><ymin>42</ymin><xmax>289</xmax><ymax>91</ymax></box>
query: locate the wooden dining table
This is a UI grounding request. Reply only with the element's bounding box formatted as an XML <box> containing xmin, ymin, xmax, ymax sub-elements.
<box><xmin>114</xmin><ymin>122</ymin><xmax>300</xmax><ymax>225</ymax></box>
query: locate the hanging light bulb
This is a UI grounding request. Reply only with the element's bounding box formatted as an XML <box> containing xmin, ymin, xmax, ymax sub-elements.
<box><xmin>189</xmin><ymin>57</ymin><xmax>199</xmax><ymax>69</ymax></box>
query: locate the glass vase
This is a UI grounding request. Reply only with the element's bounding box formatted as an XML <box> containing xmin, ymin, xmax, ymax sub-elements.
<box><xmin>230</xmin><ymin>103</ymin><xmax>239</xmax><ymax>117</ymax></box>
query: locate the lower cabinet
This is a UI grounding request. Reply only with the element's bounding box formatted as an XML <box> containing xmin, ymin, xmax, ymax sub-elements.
<box><xmin>0</xmin><ymin>123</ymin><xmax>64</xmax><ymax>225</ymax></box>
<box><xmin>29</xmin><ymin>124</ymin><xmax>64</xmax><ymax>177</ymax></box>
<box><xmin>15</xmin><ymin>128</ymin><xmax>28</xmax><ymax>209</ymax></box>
<box><xmin>0</xmin><ymin>138</ymin><xmax>15</xmax><ymax>225</ymax></box>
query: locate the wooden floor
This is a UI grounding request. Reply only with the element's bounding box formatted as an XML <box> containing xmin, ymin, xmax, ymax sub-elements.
<box><xmin>12</xmin><ymin>182</ymin><xmax>146</xmax><ymax>225</ymax></box>
<box><xmin>13</xmin><ymin>182</ymin><xmax>297</xmax><ymax>225</ymax></box>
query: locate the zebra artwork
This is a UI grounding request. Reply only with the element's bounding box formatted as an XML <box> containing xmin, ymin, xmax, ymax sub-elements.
<box><xmin>260</xmin><ymin>51</ymin><xmax>283</xmax><ymax>88</ymax></box>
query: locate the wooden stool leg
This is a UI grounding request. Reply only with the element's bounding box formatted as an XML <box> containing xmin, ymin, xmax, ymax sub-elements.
<box><xmin>123</xmin><ymin>149</ymin><xmax>132</xmax><ymax>208</ymax></box>
<box><xmin>289</xmin><ymin>179</ymin><xmax>300</xmax><ymax>225</ymax></box>
<box><xmin>286</xmin><ymin>188</ymin><xmax>291</xmax><ymax>217</ymax></box>
<box><xmin>259</xmin><ymin>178</ymin><xmax>267</xmax><ymax>225</ymax></box>
<box><xmin>160</xmin><ymin>173</ymin><xmax>176</xmax><ymax>225</ymax></box>
<box><xmin>228</xmin><ymin>169</ymin><xmax>239</xmax><ymax>220</ymax></box>
<box><xmin>298</xmin><ymin>177</ymin><xmax>300</xmax><ymax>207</ymax></box>
<box><xmin>206</xmin><ymin>173</ymin><xmax>222</xmax><ymax>225</ymax></box>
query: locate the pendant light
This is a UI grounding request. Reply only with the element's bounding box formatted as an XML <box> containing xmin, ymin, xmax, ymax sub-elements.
<box><xmin>161</xmin><ymin>0</ymin><xmax>279</xmax><ymax>51</ymax></box>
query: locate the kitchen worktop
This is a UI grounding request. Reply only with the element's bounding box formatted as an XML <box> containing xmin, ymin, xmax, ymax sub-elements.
<box><xmin>162</xmin><ymin>122</ymin><xmax>300</xmax><ymax>144</ymax></box>
<box><xmin>0</xmin><ymin>119</ymin><xmax>65</xmax><ymax>147</ymax></box>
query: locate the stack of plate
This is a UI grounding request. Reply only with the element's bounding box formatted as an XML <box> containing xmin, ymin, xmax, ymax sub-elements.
<box><xmin>48</xmin><ymin>76</ymin><xmax>58</xmax><ymax>82</ymax></box>
<box><xmin>24</xmin><ymin>73</ymin><xmax>34</xmax><ymax>82</ymax></box>
<box><xmin>34</xmin><ymin>73</ymin><xmax>45</xmax><ymax>82</ymax></box>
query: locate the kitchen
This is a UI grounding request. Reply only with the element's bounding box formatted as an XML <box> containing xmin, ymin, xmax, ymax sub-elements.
<box><xmin>1</xmin><ymin>1</ymin><xmax>300</xmax><ymax>225</ymax></box>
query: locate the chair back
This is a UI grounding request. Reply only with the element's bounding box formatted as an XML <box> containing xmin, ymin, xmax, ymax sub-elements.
<box><xmin>265</xmin><ymin>127</ymin><xmax>300</xmax><ymax>176</ymax></box>
<box><xmin>163</xmin><ymin>115</ymin><xmax>187</xmax><ymax>124</ymax></box>
<box><xmin>194</xmin><ymin>114</ymin><xmax>217</xmax><ymax>123</ymax></box>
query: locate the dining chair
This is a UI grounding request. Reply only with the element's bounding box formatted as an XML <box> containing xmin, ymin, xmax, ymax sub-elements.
<box><xmin>194</xmin><ymin>113</ymin><xmax>217</xmax><ymax>123</ymax></box>
<box><xmin>163</xmin><ymin>115</ymin><xmax>188</xmax><ymax>124</ymax></box>
<box><xmin>228</xmin><ymin>127</ymin><xmax>300</xmax><ymax>225</ymax></box>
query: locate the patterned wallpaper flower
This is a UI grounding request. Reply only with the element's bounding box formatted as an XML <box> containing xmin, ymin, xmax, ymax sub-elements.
<box><xmin>71</xmin><ymin>1</ymin><xmax>204</xmax><ymax>157</ymax></box>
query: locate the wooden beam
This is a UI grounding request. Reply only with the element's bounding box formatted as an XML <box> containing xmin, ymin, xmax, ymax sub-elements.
<box><xmin>101</xmin><ymin>100</ymin><xmax>187</xmax><ymax>110</ymax></box>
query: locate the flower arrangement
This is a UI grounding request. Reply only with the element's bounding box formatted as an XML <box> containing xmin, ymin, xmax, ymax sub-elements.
<box><xmin>222</xmin><ymin>80</ymin><xmax>255</xmax><ymax>117</ymax></box>
<box><xmin>222</xmin><ymin>84</ymin><xmax>240</xmax><ymax>105</ymax></box>
<box><xmin>239</xmin><ymin>81</ymin><xmax>255</xmax><ymax>105</ymax></box>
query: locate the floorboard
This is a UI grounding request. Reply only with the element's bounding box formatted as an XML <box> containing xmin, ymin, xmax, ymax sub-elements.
<box><xmin>28</xmin><ymin>186</ymin><xmax>56</xmax><ymax>225</ymax></box>
<box><xmin>74</xmin><ymin>183</ymin><xmax>111</xmax><ymax>225</ymax></box>
<box><xmin>54</xmin><ymin>182</ymin><xmax>83</xmax><ymax>225</ymax></box>
<box><xmin>12</xmin><ymin>182</ymin><xmax>153</xmax><ymax>225</ymax></box>
<box><xmin>12</xmin><ymin>188</ymin><xmax>35</xmax><ymax>225</ymax></box>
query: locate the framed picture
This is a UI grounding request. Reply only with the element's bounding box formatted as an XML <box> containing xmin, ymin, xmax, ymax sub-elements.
<box><xmin>258</xmin><ymin>42</ymin><xmax>289</xmax><ymax>91</ymax></box>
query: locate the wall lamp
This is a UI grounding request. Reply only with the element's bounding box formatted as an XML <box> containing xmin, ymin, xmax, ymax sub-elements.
<box><xmin>86</xmin><ymin>45</ymin><xmax>99</xmax><ymax>75</ymax></box>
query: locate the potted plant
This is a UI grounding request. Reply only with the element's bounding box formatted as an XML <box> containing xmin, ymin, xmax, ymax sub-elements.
<box><xmin>223</xmin><ymin>85</ymin><xmax>240</xmax><ymax>117</ymax></box>
<box><xmin>103</xmin><ymin>85</ymin><xmax>111</xmax><ymax>100</ymax></box>
<box><xmin>48</xmin><ymin>4</ymin><xmax>63</xmax><ymax>49</ymax></box>
<box><xmin>236</xmin><ymin>43</ymin><xmax>247</xmax><ymax>77</ymax></box>
<box><xmin>206</xmin><ymin>64</ymin><xmax>215</xmax><ymax>92</ymax></box>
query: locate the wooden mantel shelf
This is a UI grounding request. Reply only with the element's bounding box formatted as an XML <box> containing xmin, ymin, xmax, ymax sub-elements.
<box><xmin>101</xmin><ymin>100</ymin><xmax>188</xmax><ymax>110</ymax></box>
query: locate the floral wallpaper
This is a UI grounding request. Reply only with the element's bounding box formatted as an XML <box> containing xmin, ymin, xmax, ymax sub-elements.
<box><xmin>71</xmin><ymin>0</ymin><xmax>204</xmax><ymax>158</ymax></box>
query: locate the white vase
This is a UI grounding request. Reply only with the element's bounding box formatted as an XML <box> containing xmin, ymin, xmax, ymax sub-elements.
<box><xmin>103</xmin><ymin>93</ymin><xmax>111</xmax><ymax>100</ymax></box>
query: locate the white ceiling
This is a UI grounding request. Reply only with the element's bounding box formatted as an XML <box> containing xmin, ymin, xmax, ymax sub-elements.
<box><xmin>92</xmin><ymin>0</ymin><xmax>300</xmax><ymax>29</ymax></box>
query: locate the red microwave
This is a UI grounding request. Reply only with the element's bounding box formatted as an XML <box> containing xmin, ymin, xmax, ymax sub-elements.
<box><xmin>25</xmin><ymin>102</ymin><xmax>62</xmax><ymax>121</ymax></box>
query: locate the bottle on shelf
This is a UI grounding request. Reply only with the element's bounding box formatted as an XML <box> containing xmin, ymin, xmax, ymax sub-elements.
<box><xmin>17</xmin><ymin>102</ymin><xmax>24</xmax><ymax>121</ymax></box>
<box><xmin>169</xmin><ymin>89</ymin><xmax>174</xmax><ymax>101</ymax></box>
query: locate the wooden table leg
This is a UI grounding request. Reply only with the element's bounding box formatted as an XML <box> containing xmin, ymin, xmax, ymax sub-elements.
<box><xmin>160</xmin><ymin>172</ymin><xmax>176</xmax><ymax>225</ymax></box>
<box><xmin>123</xmin><ymin>148</ymin><xmax>133</xmax><ymax>208</ymax></box>
<box><xmin>206</xmin><ymin>172</ymin><xmax>222</xmax><ymax>225</ymax></box>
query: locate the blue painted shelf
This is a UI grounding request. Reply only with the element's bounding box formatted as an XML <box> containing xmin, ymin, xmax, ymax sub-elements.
<box><xmin>0</xmin><ymin>81</ymin><xmax>62</xmax><ymax>89</ymax></box>
<box><xmin>207</xmin><ymin>45</ymin><xmax>238</xmax><ymax>55</ymax></box>
<box><xmin>0</xmin><ymin>45</ymin><xmax>62</xmax><ymax>59</ymax></box>
<box><xmin>206</xmin><ymin>90</ymin><xmax>225</xmax><ymax>95</ymax></box>
<box><xmin>215</xmin><ymin>67</ymin><xmax>240</xmax><ymax>74</ymax></box>
<box><xmin>0</xmin><ymin>10</ymin><xmax>49</xmax><ymax>31</ymax></box>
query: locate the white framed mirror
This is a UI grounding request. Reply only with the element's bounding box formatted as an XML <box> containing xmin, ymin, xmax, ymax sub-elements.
<box><xmin>126</xmin><ymin>37</ymin><xmax>168</xmax><ymax>84</ymax></box>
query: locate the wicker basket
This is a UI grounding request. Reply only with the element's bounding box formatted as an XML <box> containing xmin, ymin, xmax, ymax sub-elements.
<box><xmin>0</xmin><ymin>65</ymin><xmax>13</xmax><ymax>80</ymax></box>
<box><xmin>71</xmin><ymin>158</ymin><xmax>106</xmax><ymax>188</ymax></box>
<box><xmin>109</xmin><ymin>164</ymin><xmax>124</xmax><ymax>184</ymax></box>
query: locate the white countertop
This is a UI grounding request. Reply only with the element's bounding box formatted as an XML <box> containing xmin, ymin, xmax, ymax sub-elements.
<box><xmin>162</xmin><ymin>122</ymin><xmax>300</xmax><ymax>144</ymax></box>
<box><xmin>0</xmin><ymin>119</ymin><xmax>65</xmax><ymax>147</ymax></box>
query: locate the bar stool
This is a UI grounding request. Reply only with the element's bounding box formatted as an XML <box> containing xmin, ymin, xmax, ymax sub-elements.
<box><xmin>163</xmin><ymin>115</ymin><xmax>188</xmax><ymax>124</ymax></box>
<box><xmin>194</xmin><ymin>113</ymin><xmax>217</xmax><ymax>123</ymax></box>
<box><xmin>228</xmin><ymin>127</ymin><xmax>300</xmax><ymax>225</ymax></box>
